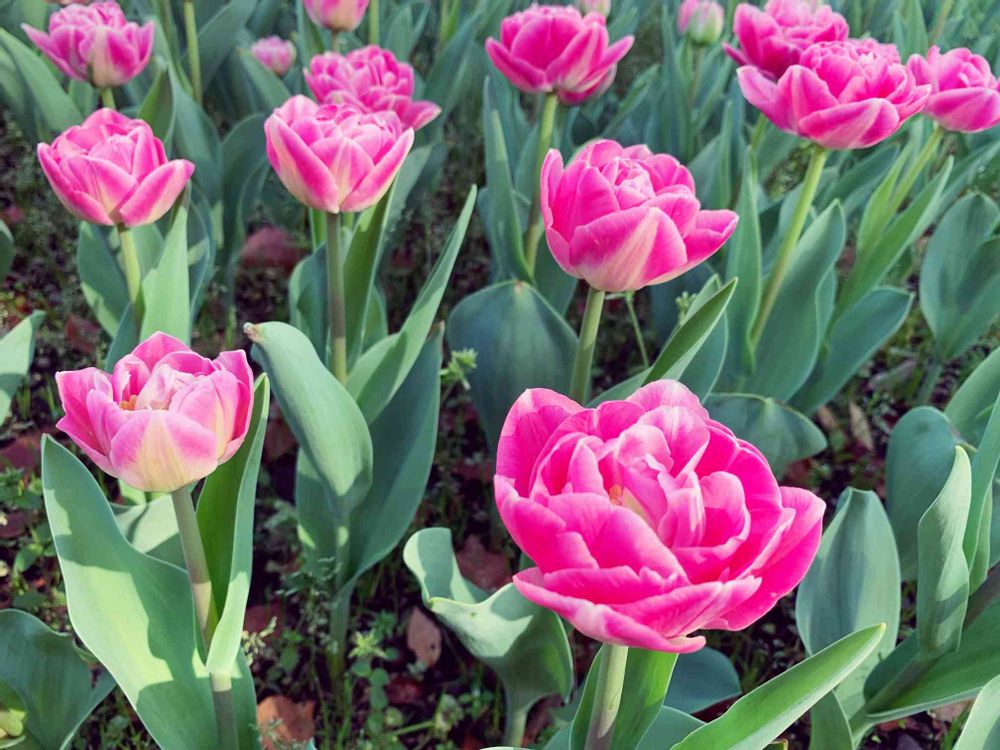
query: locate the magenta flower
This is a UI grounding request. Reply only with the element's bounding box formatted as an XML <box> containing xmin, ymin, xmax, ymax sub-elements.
<box><xmin>908</xmin><ymin>46</ymin><xmax>1000</xmax><ymax>133</ymax></box>
<box><xmin>22</xmin><ymin>1</ymin><xmax>153</xmax><ymax>88</ymax></box>
<box><xmin>264</xmin><ymin>95</ymin><xmax>413</xmax><ymax>214</ymax></box>
<box><xmin>485</xmin><ymin>4</ymin><xmax>634</xmax><ymax>106</ymax></box>
<box><xmin>540</xmin><ymin>140</ymin><xmax>737</xmax><ymax>293</ymax></box>
<box><xmin>724</xmin><ymin>0</ymin><xmax>849</xmax><ymax>80</ymax></box>
<box><xmin>251</xmin><ymin>36</ymin><xmax>297</xmax><ymax>77</ymax></box>
<box><xmin>494</xmin><ymin>382</ymin><xmax>825</xmax><ymax>653</ymax></box>
<box><xmin>678</xmin><ymin>0</ymin><xmax>725</xmax><ymax>45</ymax></box>
<box><xmin>37</xmin><ymin>109</ymin><xmax>194</xmax><ymax>227</ymax></box>
<box><xmin>737</xmin><ymin>39</ymin><xmax>930</xmax><ymax>150</ymax></box>
<box><xmin>305</xmin><ymin>46</ymin><xmax>441</xmax><ymax>131</ymax></box>
<box><xmin>56</xmin><ymin>333</ymin><xmax>254</xmax><ymax>493</ymax></box>
<box><xmin>302</xmin><ymin>0</ymin><xmax>368</xmax><ymax>32</ymax></box>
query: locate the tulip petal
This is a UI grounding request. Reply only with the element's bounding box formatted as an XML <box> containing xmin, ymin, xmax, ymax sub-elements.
<box><xmin>737</xmin><ymin>65</ymin><xmax>793</xmax><ymax>131</ymax></box>
<box><xmin>116</xmin><ymin>159</ymin><xmax>194</xmax><ymax>226</ymax></box>
<box><xmin>341</xmin><ymin>126</ymin><xmax>413</xmax><ymax>213</ymax></box>
<box><xmin>108</xmin><ymin>410</ymin><xmax>219</xmax><ymax>492</ymax></box>
<box><xmin>798</xmin><ymin>99</ymin><xmax>899</xmax><ymax>149</ymax></box>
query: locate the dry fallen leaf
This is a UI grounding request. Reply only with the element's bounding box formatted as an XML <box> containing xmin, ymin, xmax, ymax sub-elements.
<box><xmin>257</xmin><ymin>696</ymin><xmax>315</xmax><ymax>750</ymax></box>
<box><xmin>456</xmin><ymin>535</ymin><xmax>511</xmax><ymax>591</ymax></box>
<box><xmin>406</xmin><ymin>608</ymin><xmax>442</xmax><ymax>667</ymax></box>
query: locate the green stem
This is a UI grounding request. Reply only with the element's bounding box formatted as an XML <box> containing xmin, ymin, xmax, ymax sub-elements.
<box><xmin>170</xmin><ymin>487</ymin><xmax>216</xmax><ymax>645</ymax></box>
<box><xmin>117</xmin><ymin>224</ymin><xmax>143</xmax><ymax>324</ymax></box>
<box><xmin>99</xmin><ymin>87</ymin><xmax>116</xmax><ymax>110</ymax></box>
<box><xmin>916</xmin><ymin>357</ymin><xmax>943</xmax><ymax>404</ymax></box>
<box><xmin>750</xmin><ymin>113</ymin><xmax>768</xmax><ymax>154</ymax></box>
<box><xmin>966</xmin><ymin>564</ymin><xmax>1000</xmax><ymax>623</ymax></box>
<box><xmin>326</xmin><ymin>212</ymin><xmax>348</xmax><ymax>383</ymax></box>
<box><xmin>929</xmin><ymin>0</ymin><xmax>955</xmax><ymax>43</ymax></box>
<box><xmin>624</xmin><ymin>292</ymin><xmax>650</xmax><ymax>368</ymax></box>
<box><xmin>502</xmin><ymin>701</ymin><xmax>528</xmax><ymax>748</ymax></box>
<box><xmin>584</xmin><ymin>645</ymin><xmax>629</xmax><ymax>750</ymax></box>
<box><xmin>327</xmin><ymin>585</ymin><xmax>352</xmax><ymax>681</ymax></box>
<box><xmin>889</xmin><ymin>126</ymin><xmax>943</xmax><ymax>213</ymax></box>
<box><xmin>183</xmin><ymin>0</ymin><xmax>202</xmax><ymax>105</ymax></box>
<box><xmin>209</xmin><ymin>672</ymin><xmax>238</xmax><ymax>750</ymax></box>
<box><xmin>330</xmin><ymin>30</ymin><xmax>340</xmax><ymax>52</ymax></box>
<box><xmin>688</xmin><ymin>47</ymin><xmax>701</xmax><ymax>110</ymax></box>
<box><xmin>750</xmin><ymin>145</ymin><xmax>828</xmax><ymax>346</ymax></box>
<box><xmin>368</xmin><ymin>0</ymin><xmax>379</xmax><ymax>45</ymax></box>
<box><xmin>523</xmin><ymin>93</ymin><xmax>560</xmax><ymax>276</ymax></box>
<box><xmin>570</xmin><ymin>287</ymin><xmax>606</xmax><ymax>403</ymax></box>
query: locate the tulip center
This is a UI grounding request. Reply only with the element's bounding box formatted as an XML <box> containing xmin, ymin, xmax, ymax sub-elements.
<box><xmin>119</xmin><ymin>394</ymin><xmax>138</xmax><ymax>411</ymax></box>
<box><xmin>607</xmin><ymin>484</ymin><xmax>653</xmax><ymax>525</ymax></box>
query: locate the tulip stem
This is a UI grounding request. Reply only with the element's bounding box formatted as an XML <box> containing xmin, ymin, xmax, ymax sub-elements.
<box><xmin>585</xmin><ymin>645</ymin><xmax>629</xmax><ymax>750</ymax></box>
<box><xmin>502</xmin><ymin>701</ymin><xmax>528</xmax><ymax>748</ymax></box>
<box><xmin>326</xmin><ymin>211</ymin><xmax>348</xmax><ymax>384</ymax></box>
<box><xmin>570</xmin><ymin>286</ymin><xmax>606</xmax><ymax>403</ymax></box>
<box><xmin>523</xmin><ymin>93</ymin><xmax>560</xmax><ymax>277</ymax></box>
<box><xmin>930</xmin><ymin>0</ymin><xmax>955</xmax><ymax>43</ymax></box>
<box><xmin>624</xmin><ymin>292</ymin><xmax>650</xmax><ymax>368</ymax></box>
<box><xmin>750</xmin><ymin>114</ymin><xmax>769</xmax><ymax>155</ymax></box>
<box><xmin>171</xmin><ymin>487</ymin><xmax>217</xmax><ymax>646</ymax></box>
<box><xmin>369</xmin><ymin>0</ymin><xmax>380</xmax><ymax>45</ymax></box>
<box><xmin>117</xmin><ymin>225</ymin><xmax>143</xmax><ymax>325</ymax></box>
<box><xmin>889</xmin><ymin>125</ymin><xmax>944</xmax><ymax>214</ymax></box>
<box><xmin>183</xmin><ymin>0</ymin><xmax>202</xmax><ymax>105</ymax></box>
<box><xmin>99</xmin><ymin>88</ymin><xmax>116</xmax><ymax>110</ymax></box>
<box><xmin>209</xmin><ymin>672</ymin><xmax>238</xmax><ymax>750</ymax></box>
<box><xmin>750</xmin><ymin>144</ymin><xmax>828</xmax><ymax>347</ymax></box>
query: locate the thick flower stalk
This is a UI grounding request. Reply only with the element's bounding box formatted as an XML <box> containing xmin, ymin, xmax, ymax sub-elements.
<box><xmin>908</xmin><ymin>46</ymin><xmax>1000</xmax><ymax>133</ymax></box>
<box><xmin>306</xmin><ymin>46</ymin><xmax>441</xmax><ymax>131</ymax></box>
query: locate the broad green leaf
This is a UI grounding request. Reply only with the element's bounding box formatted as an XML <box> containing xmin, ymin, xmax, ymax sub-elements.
<box><xmin>403</xmin><ymin>528</ymin><xmax>573</xmax><ymax>725</ymax></box>
<box><xmin>220</xmin><ymin>114</ymin><xmax>268</xmax><ymax>272</ymax></box>
<box><xmin>954</xmin><ymin>672</ymin><xmax>1000</xmax><ymax>750</ymax></box>
<box><xmin>670</xmin><ymin>625</ymin><xmax>885</xmax><ymax>750</ymax></box>
<box><xmin>0</xmin><ymin>610</ymin><xmax>114</xmax><ymax>750</ymax></box>
<box><xmin>171</xmin><ymin>71</ymin><xmax>222</xmax><ymax>203</ymax></box>
<box><xmin>343</xmin><ymin>188</ymin><xmax>394</xmax><ymax>367</ymax></box>
<box><xmin>248</xmin><ymin>321</ymin><xmax>373</xmax><ymax>517</ymax></box>
<box><xmin>237</xmin><ymin>49</ymin><xmax>291</xmax><ymax>110</ymax></box>
<box><xmin>198</xmin><ymin>377</ymin><xmax>269</xmax><ymax>674</ymax></box>
<box><xmin>0</xmin><ymin>312</ymin><xmax>42</xmax><ymax>424</ymax></box>
<box><xmin>807</xmin><ymin>693</ymin><xmax>852</xmax><ymax>750</ymax></box>
<box><xmin>447</xmin><ymin>280</ymin><xmax>577</xmax><ymax>452</ymax></box>
<box><xmin>140</xmin><ymin>203</ymin><xmax>191</xmax><ymax>344</ymax></box>
<box><xmin>854</xmin><ymin>138</ymin><xmax>908</xmax><ymax>256</ymax></box>
<box><xmin>0</xmin><ymin>28</ymin><xmax>83</xmax><ymax>137</ymax></box>
<box><xmin>196</xmin><ymin>0</ymin><xmax>254</xmax><ymax>88</ymax></box>
<box><xmin>288</xmin><ymin>249</ymin><xmax>326</xmax><ymax>356</ymax></box>
<box><xmin>965</xmin><ymin>390</ymin><xmax>1000</xmax><ymax>586</ymax></box>
<box><xmin>796</xmin><ymin>489</ymin><xmax>900</xmax><ymax>714</ymax></box>
<box><xmin>665</xmin><ymin>648</ymin><xmax>742</xmax><ymax>714</ymax></box>
<box><xmin>724</xmin><ymin>150</ymin><xmax>762</xmax><ymax>380</ymax></box>
<box><xmin>112</xmin><ymin>497</ymin><xmax>183</xmax><ymax>566</ymax></box>
<box><xmin>569</xmin><ymin>647</ymin><xmax>678</xmax><ymax>750</ymax></box>
<box><xmin>137</xmin><ymin>64</ymin><xmax>176</xmax><ymax>142</ymax></box>
<box><xmin>821</xmin><ymin>144</ymin><xmax>900</xmax><ymax>221</ymax></box>
<box><xmin>545</xmin><ymin>707</ymin><xmax>703</xmax><ymax>750</ymax></box>
<box><xmin>885</xmin><ymin>407</ymin><xmax>959</xmax><ymax>580</ymax></box>
<box><xmin>946</xmin><ymin>347</ymin><xmax>1000</xmax><ymax>445</ymax></box>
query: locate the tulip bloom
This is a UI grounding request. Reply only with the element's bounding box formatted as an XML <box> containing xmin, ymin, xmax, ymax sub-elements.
<box><xmin>37</xmin><ymin>109</ymin><xmax>194</xmax><ymax>227</ymax></box>
<box><xmin>251</xmin><ymin>36</ymin><xmax>297</xmax><ymax>77</ymax></box>
<box><xmin>494</xmin><ymin>382</ymin><xmax>825</xmax><ymax>653</ymax></box>
<box><xmin>22</xmin><ymin>1</ymin><xmax>153</xmax><ymax>88</ymax></box>
<box><xmin>724</xmin><ymin>0</ymin><xmax>849</xmax><ymax>80</ymax></box>
<box><xmin>306</xmin><ymin>46</ymin><xmax>441</xmax><ymax>131</ymax></box>
<box><xmin>485</xmin><ymin>4</ymin><xmax>634</xmax><ymax>106</ymax></box>
<box><xmin>908</xmin><ymin>46</ymin><xmax>1000</xmax><ymax>134</ymax></box>
<box><xmin>56</xmin><ymin>333</ymin><xmax>254</xmax><ymax>493</ymax></box>
<box><xmin>303</xmin><ymin>0</ymin><xmax>368</xmax><ymax>32</ymax></box>
<box><xmin>540</xmin><ymin>140</ymin><xmax>737</xmax><ymax>293</ymax></box>
<box><xmin>678</xmin><ymin>0</ymin><xmax>724</xmax><ymax>46</ymax></box>
<box><xmin>264</xmin><ymin>96</ymin><xmax>413</xmax><ymax>214</ymax></box>
<box><xmin>737</xmin><ymin>39</ymin><xmax>930</xmax><ymax>150</ymax></box>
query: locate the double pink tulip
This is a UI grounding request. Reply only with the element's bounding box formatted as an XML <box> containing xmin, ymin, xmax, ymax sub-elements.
<box><xmin>264</xmin><ymin>95</ymin><xmax>413</xmax><ymax>214</ymax></box>
<box><xmin>302</xmin><ymin>0</ymin><xmax>368</xmax><ymax>32</ymax></box>
<box><xmin>23</xmin><ymin>1</ymin><xmax>153</xmax><ymax>88</ymax></box>
<box><xmin>485</xmin><ymin>4</ymin><xmax>634</xmax><ymax>106</ymax></box>
<box><xmin>908</xmin><ymin>46</ymin><xmax>1000</xmax><ymax>133</ymax></box>
<box><xmin>56</xmin><ymin>333</ymin><xmax>254</xmax><ymax>493</ymax></box>
<box><xmin>306</xmin><ymin>46</ymin><xmax>441</xmax><ymax>131</ymax></box>
<box><xmin>725</xmin><ymin>0</ymin><xmax>849</xmax><ymax>80</ymax></box>
<box><xmin>251</xmin><ymin>36</ymin><xmax>297</xmax><ymax>77</ymax></box>
<box><xmin>540</xmin><ymin>140</ymin><xmax>738</xmax><ymax>293</ymax></box>
<box><xmin>738</xmin><ymin>39</ymin><xmax>930</xmax><ymax>150</ymax></box>
<box><xmin>38</xmin><ymin>109</ymin><xmax>194</xmax><ymax>227</ymax></box>
<box><xmin>495</xmin><ymin>382</ymin><xmax>825</xmax><ymax>653</ymax></box>
<box><xmin>678</xmin><ymin>0</ymin><xmax>725</xmax><ymax>46</ymax></box>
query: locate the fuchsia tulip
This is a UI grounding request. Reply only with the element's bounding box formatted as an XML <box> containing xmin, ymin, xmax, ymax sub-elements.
<box><xmin>725</xmin><ymin>0</ymin><xmax>849</xmax><ymax>80</ymax></box>
<box><xmin>265</xmin><ymin>95</ymin><xmax>413</xmax><ymax>214</ymax></box>
<box><xmin>302</xmin><ymin>0</ymin><xmax>368</xmax><ymax>32</ymax></box>
<box><xmin>908</xmin><ymin>46</ymin><xmax>1000</xmax><ymax>133</ymax></box>
<box><xmin>37</xmin><ymin>109</ymin><xmax>194</xmax><ymax>227</ymax></box>
<box><xmin>306</xmin><ymin>46</ymin><xmax>441</xmax><ymax>131</ymax></box>
<box><xmin>678</xmin><ymin>0</ymin><xmax>725</xmax><ymax>46</ymax></box>
<box><xmin>251</xmin><ymin>36</ymin><xmax>297</xmax><ymax>77</ymax></box>
<box><xmin>494</xmin><ymin>382</ymin><xmax>825</xmax><ymax>653</ymax></box>
<box><xmin>540</xmin><ymin>140</ymin><xmax>738</xmax><ymax>293</ymax></box>
<box><xmin>56</xmin><ymin>333</ymin><xmax>254</xmax><ymax>493</ymax></box>
<box><xmin>23</xmin><ymin>1</ymin><xmax>153</xmax><ymax>88</ymax></box>
<box><xmin>485</xmin><ymin>4</ymin><xmax>634</xmax><ymax>106</ymax></box>
<box><xmin>738</xmin><ymin>39</ymin><xmax>930</xmax><ymax>150</ymax></box>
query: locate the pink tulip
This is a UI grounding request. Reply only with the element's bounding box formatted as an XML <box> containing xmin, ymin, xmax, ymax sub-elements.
<box><xmin>37</xmin><ymin>109</ymin><xmax>194</xmax><ymax>227</ymax></box>
<box><xmin>737</xmin><ymin>39</ymin><xmax>930</xmax><ymax>150</ymax></box>
<box><xmin>251</xmin><ymin>36</ymin><xmax>297</xmax><ymax>77</ymax></box>
<box><xmin>302</xmin><ymin>0</ymin><xmax>368</xmax><ymax>32</ymax></box>
<box><xmin>494</xmin><ymin>382</ymin><xmax>825</xmax><ymax>653</ymax></box>
<box><xmin>576</xmin><ymin>0</ymin><xmax>610</xmax><ymax>15</ymax></box>
<box><xmin>264</xmin><ymin>95</ymin><xmax>413</xmax><ymax>214</ymax></box>
<box><xmin>56</xmin><ymin>333</ymin><xmax>254</xmax><ymax>493</ymax></box>
<box><xmin>540</xmin><ymin>140</ymin><xmax>738</xmax><ymax>293</ymax></box>
<box><xmin>678</xmin><ymin>0</ymin><xmax>724</xmax><ymax>46</ymax></box>
<box><xmin>305</xmin><ymin>46</ymin><xmax>442</xmax><ymax>131</ymax></box>
<box><xmin>22</xmin><ymin>1</ymin><xmax>153</xmax><ymax>87</ymax></box>
<box><xmin>485</xmin><ymin>4</ymin><xmax>634</xmax><ymax>106</ymax></box>
<box><xmin>724</xmin><ymin>0</ymin><xmax>849</xmax><ymax>80</ymax></box>
<box><xmin>908</xmin><ymin>46</ymin><xmax>1000</xmax><ymax>134</ymax></box>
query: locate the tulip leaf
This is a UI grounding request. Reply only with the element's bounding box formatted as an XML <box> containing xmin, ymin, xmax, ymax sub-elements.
<box><xmin>946</xmin><ymin>347</ymin><xmax>1000</xmax><ymax>446</ymax></box>
<box><xmin>220</xmin><ymin>113</ymin><xmax>269</xmax><ymax>273</ymax></box>
<box><xmin>796</xmin><ymin>489</ymin><xmax>900</xmax><ymax>715</ymax></box>
<box><xmin>447</xmin><ymin>280</ymin><xmax>577</xmax><ymax>452</ymax></box>
<box><xmin>723</xmin><ymin>150</ymin><xmax>762</xmax><ymax>380</ymax></box>
<box><xmin>140</xmin><ymin>202</ymin><xmax>191</xmax><ymax>344</ymax></box>
<box><xmin>112</xmin><ymin>497</ymin><xmax>183</xmax><ymax>566</ymax></box>
<box><xmin>885</xmin><ymin>407</ymin><xmax>959</xmax><ymax>580</ymax></box>
<box><xmin>665</xmin><ymin>648</ymin><xmax>742</xmax><ymax>714</ymax></box>
<box><xmin>288</xmin><ymin>248</ymin><xmax>327</xmax><ymax>357</ymax></box>
<box><xmin>171</xmin><ymin>70</ymin><xmax>222</xmax><ymax>203</ymax></box>
<box><xmin>344</xmin><ymin>187</ymin><xmax>394</xmax><ymax>368</ymax></box>
<box><xmin>821</xmin><ymin>144</ymin><xmax>901</xmax><ymax>221</ymax></box>
<box><xmin>348</xmin><ymin>186</ymin><xmax>475</xmax><ymax>424</ymax></box>
<box><xmin>546</xmin><ymin>706</ymin><xmax>703</xmax><ymax>750</ymax></box>
<box><xmin>0</xmin><ymin>610</ymin><xmax>114</xmax><ymax>750</ymax></box>
<box><xmin>806</xmin><ymin>692</ymin><xmax>853</xmax><ymax>750</ymax></box>
<box><xmin>196</xmin><ymin>0</ymin><xmax>255</xmax><ymax>89</ymax></box>
<box><xmin>137</xmin><ymin>64</ymin><xmax>176</xmax><ymax>142</ymax></box>
<box><xmin>670</xmin><ymin>625</ymin><xmax>885</xmax><ymax>750</ymax></box>
<box><xmin>954</xmin><ymin>672</ymin><xmax>1000</xmax><ymax>750</ymax></box>
<box><xmin>967</xmin><ymin>390</ymin><xmax>1000</xmax><ymax>581</ymax></box>
<box><xmin>0</xmin><ymin>28</ymin><xmax>83</xmax><ymax>138</ymax></box>
<box><xmin>41</xmin><ymin>437</ymin><xmax>258</xmax><ymax>749</ymax></box>
<box><xmin>0</xmin><ymin>311</ymin><xmax>42</xmax><ymax>425</ymax></box>
<box><xmin>403</xmin><ymin>528</ymin><xmax>573</xmax><ymax>733</ymax></box>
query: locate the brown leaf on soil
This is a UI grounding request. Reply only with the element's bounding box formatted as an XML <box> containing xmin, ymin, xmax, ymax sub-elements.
<box><xmin>849</xmin><ymin>401</ymin><xmax>875</xmax><ymax>452</ymax></box>
<box><xmin>257</xmin><ymin>696</ymin><xmax>315</xmax><ymax>750</ymax></box>
<box><xmin>385</xmin><ymin>673</ymin><xmax>423</xmax><ymax>705</ymax></box>
<box><xmin>0</xmin><ymin>511</ymin><xmax>28</xmax><ymax>540</ymax></box>
<box><xmin>244</xmin><ymin>602</ymin><xmax>285</xmax><ymax>641</ymax></box>
<box><xmin>406</xmin><ymin>608</ymin><xmax>442</xmax><ymax>667</ymax></box>
<box><xmin>66</xmin><ymin>314</ymin><xmax>100</xmax><ymax>356</ymax></box>
<box><xmin>263</xmin><ymin>408</ymin><xmax>297</xmax><ymax>463</ymax></box>
<box><xmin>460</xmin><ymin>730</ymin><xmax>487</xmax><ymax>750</ymax></box>
<box><xmin>456</xmin><ymin>535</ymin><xmax>511</xmax><ymax>592</ymax></box>
<box><xmin>0</xmin><ymin>431</ymin><xmax>45</xmax><ymax>476</ymax></box>
<box><xmin>241</xmin><ymin>227</ymin><xmax>303</xmax><ymax>274</ymax></box>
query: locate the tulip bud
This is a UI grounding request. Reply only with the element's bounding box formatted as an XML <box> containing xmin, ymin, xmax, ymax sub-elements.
<box><xmin>678</xmin><ymin>0</ymin><xmax>724</xmax><ymax>46</ymax></box>
<box><xmin>302</xmin><ymin>0</ymin><xmax>369</xmax><ymax>32</ymax></box>
<box><xmin>251</xmin><ymin>36</ymin><xmax>297</xmax><ymax>77</ymax></box>
<box><xmin>576</xmin><ymin>0</ymin><xmax>610</xmax><ymax>16</ymax></box>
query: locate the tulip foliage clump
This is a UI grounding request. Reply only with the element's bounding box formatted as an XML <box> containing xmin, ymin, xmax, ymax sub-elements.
<box><xmin>0</xmin><ymin>0</ymin><xmax>999</xmax><ymax>748</ymax></box>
